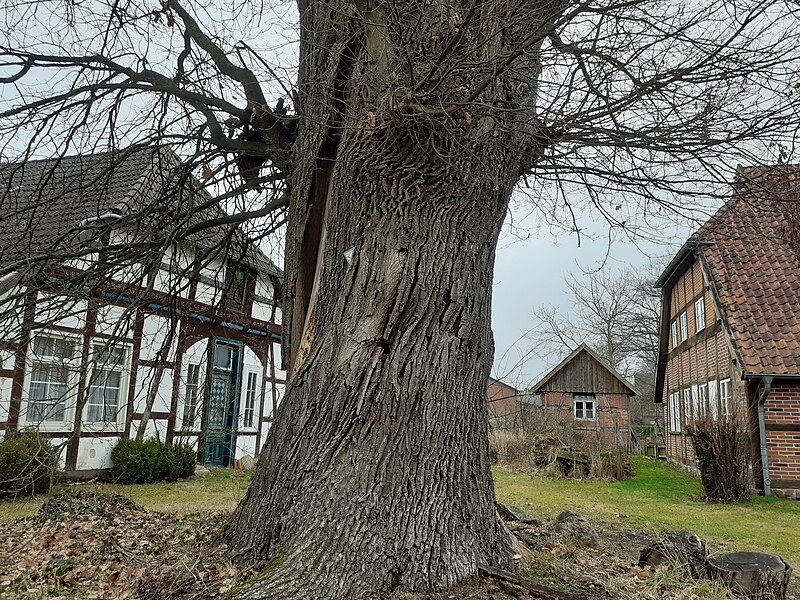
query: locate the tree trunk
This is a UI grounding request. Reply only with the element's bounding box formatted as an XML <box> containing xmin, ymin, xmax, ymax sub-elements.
<box><xmin>708</xmin><ymin>552</ymin><xmax>792</xmax><ymax>599</ymax></box>
<box><xmin>222</xmin><ymin>0</ymin><xmax>557</xmax><ymax>597</ymax></box>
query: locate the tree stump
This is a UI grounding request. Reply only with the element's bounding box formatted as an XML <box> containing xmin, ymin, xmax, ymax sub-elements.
<box><xmin>707</xmin><ymin>552</ymin><xmax>792</xmax><ymax>599</ymax></box>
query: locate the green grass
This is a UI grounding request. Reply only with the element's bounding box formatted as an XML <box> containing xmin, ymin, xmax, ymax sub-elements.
<box><xmin>494</xmin><ymin>456</ymin><xmax>800</xmax><ymax>565</ymax></box>
<box><xmin>4</xmin><ymin>457</ymin><xmax>800</xmax><ymax>568</ymax></box>
<box><xmin>0</xmin><ymin>468</ymin><xmax>253</xmax><ymax>520</ymax></box>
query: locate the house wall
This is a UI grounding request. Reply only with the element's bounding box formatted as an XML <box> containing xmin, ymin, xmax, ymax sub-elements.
<box><xmin>661</xmin><ymin>259</ymin><xmax>747</xmax><ymax>466</ymax></box>
<box><xmin>541</xmin><ymin>390</ymin><xmax>629</xmax><ymax>447</ymax></box>
<box><xmin>758</xmin><ymin>381</ymin><xmax>800</xmax><ymax>498</ymax></box>
<box><xmin>0</xmin><ymin>255</ymin><xmax>285</xmax><ymax>474</ymax></box>
<box><xmin>487</xmin><ymin>379</ymin><xmax>519</xmax><ymax>418</ymax></box>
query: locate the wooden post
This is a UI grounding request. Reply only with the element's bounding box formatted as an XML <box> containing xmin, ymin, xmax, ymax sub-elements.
<box><xmin>708</xmin><ymin>552</ymin><xmax>792</xmax><ymax>599</ymax></box>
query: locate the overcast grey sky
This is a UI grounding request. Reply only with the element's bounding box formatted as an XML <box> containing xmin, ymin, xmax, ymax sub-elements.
<box><xmin>490</xmin><ymin>198</ymin><xmax>701</xmax><ymax>388</ymax></box>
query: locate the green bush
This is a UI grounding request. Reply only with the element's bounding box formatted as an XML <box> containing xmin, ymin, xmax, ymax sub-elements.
<box><xmin>0</xmin><ymin>429</ymin><xmax>60</xmax><ymax>497</ymax></box>
<box><xmin>110</xmin><ymin>438</ymin><xmax>196</xmax><ymax>484</ymax></box>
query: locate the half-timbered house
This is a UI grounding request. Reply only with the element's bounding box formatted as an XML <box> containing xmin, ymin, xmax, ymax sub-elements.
<box><xmin>0</xmin><ymin>147</ymin><xmax>284</xmax><ymax>476</ymax></box>
<box><xmin>654</xmin><ymin>165</ymin><xmax>800</xmax><ymax>497</ymax></box>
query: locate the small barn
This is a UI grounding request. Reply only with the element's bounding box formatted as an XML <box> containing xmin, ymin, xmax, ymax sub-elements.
<box><xmin>530</xmin><ymin>344</ymin><xmax>637</xmax><ymax>447</ymax></box>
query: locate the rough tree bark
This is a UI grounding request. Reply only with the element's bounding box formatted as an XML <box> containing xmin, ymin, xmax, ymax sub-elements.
<box><xmin>222</xmin><ymin>0</ymin><xmax>559</xmax><ymax>597</ymax></box>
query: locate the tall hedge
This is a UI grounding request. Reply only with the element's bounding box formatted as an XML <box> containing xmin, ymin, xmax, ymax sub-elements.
<box><xmin>0</xmin><ymin>429</ymin><xmax>60</xmax><ymax>497</ymax></box>
<box><xmin>110</xmin><ymin>438</ymin><xmax>196</xmax><ymax>484</ymax></box>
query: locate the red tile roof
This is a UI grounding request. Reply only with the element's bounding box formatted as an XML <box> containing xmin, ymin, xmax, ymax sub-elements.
<box><xmin>699</xmin><ymin>166</ymin><xmax>800</xmax><ymax>375</ymax></box>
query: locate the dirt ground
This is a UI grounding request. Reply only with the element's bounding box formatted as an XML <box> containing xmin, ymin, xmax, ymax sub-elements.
<box><xmin>0</xmin><ymin>491</ymin><xmax>796</xmax><ymax>600</ymax></box>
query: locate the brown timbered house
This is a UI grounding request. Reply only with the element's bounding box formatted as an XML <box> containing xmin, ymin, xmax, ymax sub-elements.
<box><xmin>654</xmin><ymin>165</ymin><xmax>800</xmax><ymax>497</ymax></box>
<box><xmin>530</xmin><ymin>344</ymin><xmax>636</xmax><ymax>447</ymax></box>
<box><xmin>0</xmin><ymin>147</ymin><xmax>284</xmax><ymax>475</ymax></box>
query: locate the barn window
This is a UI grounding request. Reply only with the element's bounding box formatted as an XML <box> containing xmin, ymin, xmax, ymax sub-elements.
<box><xmin>573</xmin><ymin>395</ymin><xmax>595</xmax><ymax>420</ymax></box>
<box><xmin>85</xmin><ymin>344</ymin><xmax>128</xmax><ymax>423</ymax></box>
<box><xmin>669</xmin><ymin>392</ymin><xmax>682</xmax><ymax>433</ymax></box>
<box><xmin>243</xmin><ymin>372</ymin><xmax>258</xmax><ymax>428</ymax></box>
<box><xmin>694</xmin><ymin>297</ymin><xmax>706</xmax><ymax>332</ymax></box>
<box><xmin>671</xmin><ymin>321</ymin><xmax>678</xmax><ymax>349</ymax></box>
<box><xmin>25</xmin><ymin>335</ymin><xmax>77</xmax><ymax>424</ymax></box>
<box><xmin>679</xmin><ymin>312</ymin><xmax>688</xmax><ymax>342</ymax></box>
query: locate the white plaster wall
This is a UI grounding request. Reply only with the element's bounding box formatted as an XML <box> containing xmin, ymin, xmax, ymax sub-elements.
<box><xmin>132</xmin><ymin>365</ymin><xmax>174</xmax><ymax>414</ymax></box>
<box><xmin>0</xmin><ymin>349</ymin><xmax>15</xmax><ymax>371</ymax></box>
<box><xmin>273</xmin><ymin>342</ymin><xmax>286</xmax><ymax>380</ymax></box>
<box><xmin>35</xmin><ymin>293</ymin><xmax>87</xmax><ymax>330</ymax></box>
<box><xmin>260</xmin><ymin>421</ymin><xmax>272</xmax><ymax>447</ymax></box>
<box><xmin>108</xmin><ymin>229</ymin><xmax>148</xmax><ymax>286</ymax></box>
<box><xmin>273</xmin><ymin>306</ymin><xmax>283</xmax><ymax>326</ymax></box>
<box><xmin>96</xmin><ymin>304</ymin><xmax>133</xmax><ymax>338</ymax></box>
<box><xmin>76</xmin><ymin>436</ymin><xmax>119</xmax><ymax>470</ymax></box>
<box><xmin>255</xmin><ymin>275</ymin><xmax>274</xmax><ymax>301</ymax></box>
<box><xmin>153</xmin><ymin>243</ymin><xmax>193</xmax><ymax>298</ymax></box>
<box><xmin>194</xmin><ymin>256</ymin><xmax>225</xmax><ymax>306</ymax></box>
<box><xmin>129</xmin><ymin>417</ymin><xmax>168</xmax><ymax>441</ymax></box>
<box><xmin>140</xmin><ymin>315</ymin><xmax>179</xmax><ymax>361</ymax></box>
<box><xmin>65</xmin><ymin>251</ymin><xmax>97</xmax><ymax>272</ymax></box>
<box><xmin>234</xmin><ymin>435</ymin><xmax>258</xmax><ymax>460</ymax></box>
<box><xmin>0</xmin><ymin>285</ymin><xmax>25</xmax><ymax>341</ymax></box>
<box><xmin>251</xmin><ymin>301</ymin><xmax>272</xmax><ymax>322</ymax></box>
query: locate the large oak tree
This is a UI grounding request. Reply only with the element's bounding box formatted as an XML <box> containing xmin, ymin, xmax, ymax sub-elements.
<box><xmin>2</xmin><ymin>0</ymin><xmax>800</xmax><ymax>596</ymax></box>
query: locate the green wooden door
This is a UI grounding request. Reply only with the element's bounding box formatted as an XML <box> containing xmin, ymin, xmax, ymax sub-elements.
<box><xmin>203</xmin><ymin>341</ymin><xmax>240</xmax><ymax>467</ymax></box>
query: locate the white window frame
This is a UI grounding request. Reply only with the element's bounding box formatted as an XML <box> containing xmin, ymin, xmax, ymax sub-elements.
<box><xmin>671</xmin><ymin>321</ymin><xmax>678</xmax><ymax>349</ymax></box>
<box><xmin>679</xmin><ymin>312</ymin><xmax>688</xmax><ymax>342</ymax></box>
<box><xmin>669</xmin><ymin>392</ymin><xmax>682</xmax><ymax>433</ymax></box>
<box><xmin>83</xmin><ymin>341</ymin><xmax>131</xmax><ymax>429</ymax></box>
<box><xmin>22</xmin><ymin>333</ymin><xmax>81</xmax><ymax>430</ymax></box>
<box><xmin>695</xmin><ymin>297</ymin><xmax>706</xmax><ymax>333</ymax></box>
<box><xmin>720</xmin><ymin>378</ymin><xmax>732</xmax><ymax>418</ymax></box>
<box><xmin>708</xmin><ymin>379</ymin><xmax>718</xmax><ymax>419</ymax></box>
<box><xmin>181</xmin><ymin>363</ymin><xmax>202</xmax><ymax>431</ymax></box>
<box><xmin>683</xmin><ymin>388</ymin><xmax>692</xmax><ymax>423</ymax></box>
<box><xmin>243</xmin><ymin>371</ymin><xmax>258</xmax><ymax>429</ymax></box>
<box><xmin>573</xmin><ymin>395</ymin><xmax>596</xmax><ymax>420</ymax></box>
<box><xmin>691</xmin><ymin>384</ymin><xmax>701</xmax><ymax>418</ymax></box>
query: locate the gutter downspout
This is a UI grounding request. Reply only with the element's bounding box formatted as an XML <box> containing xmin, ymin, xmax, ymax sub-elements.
<box><xmin>757</xmin><ymin>376</ymin><xmax>774</xmax><ymax>496</ymax></box>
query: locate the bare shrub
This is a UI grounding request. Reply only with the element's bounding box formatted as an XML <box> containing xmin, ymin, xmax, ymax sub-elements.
<box><xmin>490</xmin><ymin>405</ymin><xmax>632</xmax><ymax>480</ymax></box>
<box><xmin>686</xmin><ymin>415</ymin><xmax>751</xmax><ymax>503</ymax></box>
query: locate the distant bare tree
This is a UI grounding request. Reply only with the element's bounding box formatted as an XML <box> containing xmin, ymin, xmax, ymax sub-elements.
<box><xmin>2</xmin><ymin>0</ymin><xmax>800</xmax><ymax>596</ymax></box>
<box><xmin>530</xmin><ymin>264</ymin><xmax>662</xmax><ymax>376</ymax></box>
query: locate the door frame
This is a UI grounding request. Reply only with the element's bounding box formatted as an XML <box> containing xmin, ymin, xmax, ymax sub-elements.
<box><xmin>202</xmin><ymin>337</ymin><xmax>243</xmax><ymax>467</ymax></box>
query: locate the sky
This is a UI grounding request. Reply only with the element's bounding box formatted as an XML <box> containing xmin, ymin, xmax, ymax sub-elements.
<box><xmin>490</xmin><ymin>198</ymin><xmax>697</xmax><ymax>388</ymax></box>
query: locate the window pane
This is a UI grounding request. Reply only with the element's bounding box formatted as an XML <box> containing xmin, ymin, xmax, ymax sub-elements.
<box><xmin>213</xmin><ymin>345</ymin><xmax>232</xmax><ymax>369</ymax></box>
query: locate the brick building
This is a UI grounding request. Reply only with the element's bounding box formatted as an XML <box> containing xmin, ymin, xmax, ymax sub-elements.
<box><xmin>486</xmin><ymin>377</ymin><xmax>520</xmax><ymax>419</ymax></box>
<box><xmin>654</xmin><ymin>165</ymin><xmax>800</xmax><ymax>497</ymax></box>
<box><xmin>530</xmin><ymin>344</ymin><xmax>636</xmax><ymax>447</ymax></box>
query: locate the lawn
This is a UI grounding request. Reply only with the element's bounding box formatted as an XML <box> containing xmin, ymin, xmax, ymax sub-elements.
<box><xmin>0</xmin><ymin>468</ymin><xmax>253</xmax><ymax>520</ymax></box>
<box><xmin>3</xmin><ymin>457</ymin><xmax>800</xmax><ymax>568</ymax></box>
<box><xmin>494</xmin><ymin>456</ymin><xmax>800</xmax><ymax>565</ymax></box>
